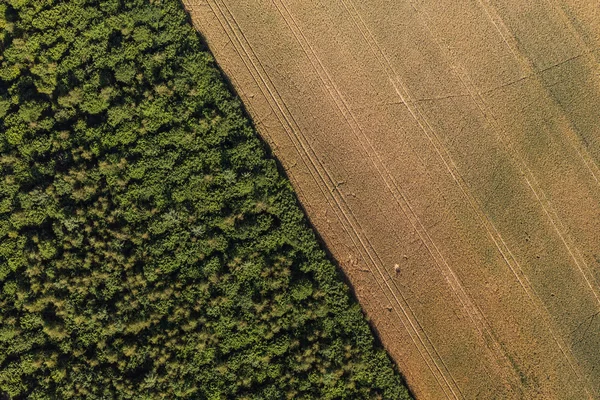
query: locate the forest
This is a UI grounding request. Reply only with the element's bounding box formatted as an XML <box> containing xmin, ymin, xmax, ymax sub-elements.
<box><xmin>0</xmin><ymin>0</ymin><xmax>411</xmax><ymax>398</ymax></box>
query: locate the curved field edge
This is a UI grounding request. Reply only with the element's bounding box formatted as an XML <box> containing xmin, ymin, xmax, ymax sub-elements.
<box><xmin>0</xmin><ymin>0</ymin><xmax>411</xmax><ymax>399</ymax></box>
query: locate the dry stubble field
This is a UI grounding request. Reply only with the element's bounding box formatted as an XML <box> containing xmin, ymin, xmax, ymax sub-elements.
<box><xmin>182</xmin><ymin>0</ymin><xmax>600</xmax><ymax>398</ymax></box>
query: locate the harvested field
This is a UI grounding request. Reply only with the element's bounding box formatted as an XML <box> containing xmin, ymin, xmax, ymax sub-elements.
<box><xmin>183</xmin><ymin>0</ymin><xmax>600</xmax><ymax>398</ymax></box>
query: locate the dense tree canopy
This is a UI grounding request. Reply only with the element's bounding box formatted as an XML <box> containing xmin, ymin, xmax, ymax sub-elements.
<box><xmin>0</xmin><ymin>0</ymin><xmax>411</xmax><ymax>398</ymax></box>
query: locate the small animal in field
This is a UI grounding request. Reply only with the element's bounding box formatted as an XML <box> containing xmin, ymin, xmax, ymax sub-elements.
<box><xmin>394</xmin><ymin>264</ymin><xmax>400</xmax><ymax>274</ymax></box>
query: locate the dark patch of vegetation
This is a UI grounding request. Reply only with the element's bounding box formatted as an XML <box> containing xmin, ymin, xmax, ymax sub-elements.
<box><xmin>0</xmin><ymin>0</ymin><xmax>411</xmax><ymax>398</ymax></box>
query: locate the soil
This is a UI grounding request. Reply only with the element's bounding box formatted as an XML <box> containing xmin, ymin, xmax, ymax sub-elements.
<box><xmin>183</xmin><ymin>0</ymin><xmax>600</xmax><ymax>398</ymax></box>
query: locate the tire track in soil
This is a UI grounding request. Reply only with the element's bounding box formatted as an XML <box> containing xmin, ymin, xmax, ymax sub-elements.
<box><xmin>202</xmin><ymin>0</ymin><xmax>460</xmax><ymax>397</ymax></box>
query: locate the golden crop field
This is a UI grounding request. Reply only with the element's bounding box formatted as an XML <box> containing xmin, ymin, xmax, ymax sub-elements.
<box><xmin>184</xmin><ymin>0</ymin><xmax>600</xmax><ymax>398</ymax></box>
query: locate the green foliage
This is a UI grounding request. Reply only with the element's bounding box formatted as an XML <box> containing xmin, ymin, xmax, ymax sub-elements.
<box><xmin>0</xmin><ymin>0</ymin><xmax>411</xmax><ymax>399</ymax></box>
